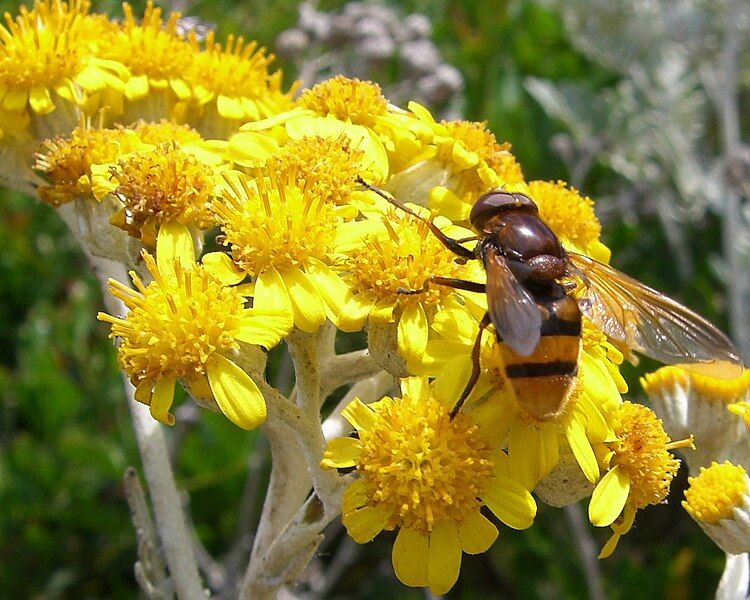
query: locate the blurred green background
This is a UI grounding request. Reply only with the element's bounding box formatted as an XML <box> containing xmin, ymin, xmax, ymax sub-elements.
<box><xmin>0</xmin><ymin>0</ymin><xmax>741</xmax><ymax>598</ymax></box>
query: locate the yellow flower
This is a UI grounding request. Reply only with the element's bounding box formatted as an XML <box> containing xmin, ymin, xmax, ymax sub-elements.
<box><xmin>185</xmin><ymin>31</ymin><xmax>295</xmax><ymax>137</ymax></box>
<box><xmin>683</xmin><ymin>461</ymin><xmax>750</xmax><ymax>554</ymax></box>
<box><xmin>33</xmin><ymin>119</ymin><xmax>142</xmax><ymax>207</ymax></box>
<box><xmin>97</xmin><ymin>223</ymin><xmax>292</xmax><ymax>429</ymax></box>
<box><xmin>589</xmin><ymin>401</ymin><xmax>691</xmax><ymax>558</ymax></box>
<box><xmin>526</xmin><ymin>180</ymin><xmax>610</xmax><ymax>263</ymax></box>
<box><xmin>335</xmin><ymin>206</ymin><xmax>480</xmax><ymax>365</ymax></box>
<box><xmin>728</xmin><ymin>401</ymin><xmax>750</xmax><ymax>430</ymax></box>
<box><xmin>209</xmin><ymin>169</ymin><xmax>377</xmax><ymax>332</ymax></box>
<box><xmin>642</xmin><ymin>367</ymin><xmax>750</xmax><ymax>470</ymax></box>
<box><xmin>321</xmin><ymin>376</ymin><xmax>536</xmax><ymax>595</ymax></box>
<box><xmin>423</xmin><ymin>301</ymin><xmax>623</xmax><ymax>490</ymax></box>
<box><xmin>0</xmin><ymin>0</ymin><xmax>129</xmax><ymax>136</ymax></box>
<box><xmin>384</xmin><ymin>104</ymin><xmax>525</xmax><ymax>221</ymax></box>
<box><xmin>97</xmin><ymin>2</ymin><xmax>194</xmax><ymax>120</ymax></box>
<box><xmin>241</xmin><ymin>76</ymin><xmax>393</xmax><ymax>181</ymax></box>
<box><xmin>107</xmin><ymin>142</ymin><xmax>219</xmax><ymax>247</ymax></box>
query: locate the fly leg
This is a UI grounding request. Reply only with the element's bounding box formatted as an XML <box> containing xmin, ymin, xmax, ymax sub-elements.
<box><xmin>450</xmin><ymin>312</ymin><xmax>491</xmax><ymax>419</ymax></box>
<box><xmin>396</xmin><ymin>276</ymin><xmax>486</xmax><ymax>295</ymax></box>
<box><xmin>357</xmin><ymin>177</ymin><xmax>477</xmax><ymax>260</ymax></box>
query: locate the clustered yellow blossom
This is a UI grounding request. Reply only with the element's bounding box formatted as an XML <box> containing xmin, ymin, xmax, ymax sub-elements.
<box><xmin>6</xmin><ymin>0</ymin><xmax>742</xmax><ymax>594</ymax></box>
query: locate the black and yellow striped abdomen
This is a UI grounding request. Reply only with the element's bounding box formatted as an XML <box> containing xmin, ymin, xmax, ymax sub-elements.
<box><xmin>500</xmin><ymin>294</ymin><xmax>581</xmax><ymax>422</ymax></box>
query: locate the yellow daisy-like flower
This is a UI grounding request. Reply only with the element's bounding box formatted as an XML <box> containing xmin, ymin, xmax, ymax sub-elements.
<box><xmin>424</xmin><ymin>301</ymin><xmax>623</xmax><ymax>490</ymax></box>
<box><xmin>321</xmin><ymin>376</ymin><xmax>537</xmax><ymax>595</ymax></box>
<box><xmin>336</xmin><ymin>206</ymin><xmax>480</xmax><ymax>365</ymax></box>
<box><xmin>33</xmin><ymin>119</ymin><xmax>143</xmax><ymax>206</ymax></box>
<box><xmin>384</xmin><ymin>104</ymin><xmax>525</xmax><ymax>221</ymax></box>
<box><xmin>642</xmin><ymin>367</ymin><xmax>750</xmax><ymax>470</ymax></box>
<box><xmin>589</xmin><ymin>401</ymin><xmax>692</xmax><ymax>558</ymax></box>
<box><xmin>209</xmin><ymin>169</ymin><xmax>378</xmax><ymax>333</ymax></box>
<box><xmin>526</xmin><ymin>180</ymin><xmax>610</xmax><ymax>263</ymax></box>
<box><xmin>185</xmin><ymin>30</ymin><xmax>295</xmax><ymax>137</ymax></box>
<box><xmin>107</xmin><ymin>142</ymin><xmax>219</xmax><ymax>247</ymax></box>
<box><xmin>241</xmin><ymin>76</ymin><xmax>393</xmax><ymax>181</ymax></box>
<box><xmin>683</xmin><ymin>461</ymin><xmax>750</xmax><ymax>554</ymax></box>
<box><xmin>97</xmin><ymin>2</ymin><xmax>194</xmax><ymax>120</ymax></box>
<box><xmin>0</xmin><ymin>0</ymin><xmax>129</xmax><ymax>136</ymax></box>
<box><xmin>97</xmin><ymin>223</ymin><xmax>292</xmax><ymax>429</ymax></box>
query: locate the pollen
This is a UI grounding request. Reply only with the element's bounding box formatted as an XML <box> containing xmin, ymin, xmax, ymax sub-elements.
<box><xmin>527</xmin><ymin>180</ymin><xmax>601</xmax><ymax>249</ymax></box>
<box><xmin>346</xmin><ymin>212</ymin><xmax>467</xmax><ymax>309</ymax></box>
<box><xmin>272</xmin><ymin>136</ymin><xmax>364</xmax><ymax>205</ymax></box>
<box><xmin>187</xmin><ymin>31</ymin><xmax>292</xmax><ymax>120</ymax></box>
<box><xmin>440</xmin><ymin>120</ymin><xmax>523</xmax><ymax>180</ymax></box>
<box><xmin>214</xmin><ymin>170</ymin><xmax>338</xmax><ymax>275</ymax></box>
<box><xmin>98</xmin><ymin>252</ymin><xmax>245</xmax><ymax>386</ymax></box>
<box><xmin>98</xmin><ymin>2</ymin><xmax>193</xmax><ymax>89</ymax></box>
<box><xmin>132</xmin><ymin>119</ymin><xmax>203</xmax><ymax>145</ymax></box>
<box><xmin>357</xmin><ymin>393</ymin><xmax>493</xmax><ymax>534</ymax></box>
<box><xmin>683</xmin><ymin>462</ymin><xmax>748</xmax><ymax>524</ymax></box>
<box><xmin>0</xmin><ymin>0</ymin><xmax>100</xmax><ymax>105</ymax></box>
<box><xmin>110</xmin><ymin>143</ymin><xmax>215</xmax><ymax>243</ymax></box>
<box><xmin>34</xmin><ymin>121</ymin><xmax>141</xmax><ymax>206</ymax></box>
<box><xmin>611</xmin><ymin>401</ymin><xmax>681</xmax><ymax>510</ymax></box>
<box><xmin>299</xmin><ymin>76</ymin><xmax>388</xmax><ymax>127</ymax></box>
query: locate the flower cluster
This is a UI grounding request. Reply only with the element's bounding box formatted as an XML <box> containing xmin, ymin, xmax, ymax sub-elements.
<box><xmin>4</xmin><ymin>1</ymin><xmax>741</xmax><ymax>595</ymax></box>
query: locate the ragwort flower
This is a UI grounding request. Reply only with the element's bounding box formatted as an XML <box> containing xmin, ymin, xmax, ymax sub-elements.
<box><xmin>241</xmin><ymin>76</ymin><xmax>393</xmax><ymax>181</ymax></box>
<box><xmin>97</xmin><ymin>223</ymin><xmax>291</xmax><ymax>429</ymax></box>
<box><xmin>642</xmin><ymin>367</ymin><xmax>750</xmax><ymax>471</ymax></box>
<box><xmin>107</xmin><ymin>141</ymin><xmax>219</xmax><ymax>247</ymax></box>
<box><xmin>0</xmin><ymin>0</ymin><xmax>128</xmax><ymax>137</ymax></box>
<box><xmin>683</xmin><ymin>461</ymin><xmax>750</xmax><ymax>555</ymax></box>
<box><xmin>589</xmin><ymin>401</ymin><xmax>692</xmax><ymax>558</ymax></box>
<box><xmin>335</xmin><ymin>205</ymin><xmax>481</xmax><ymax>368</ymax></box>
<box><xmin>209</xmin><ymin>168</ymin><xmax>378</xmax><ymax>332</ymax></box>
<box><xmin>321</xmin><ymin>376</ymin><xmax>536</xmax><ymax>595</ymax></box>
<box><xmin>425</xmin><ymin>301</ymin><xmax>623</xmax><ymax>490</ymax></box>
<box><xmin>97</xmin><ymin>1</ymin><xmax>194</xmax><ymax>122</ymax></box>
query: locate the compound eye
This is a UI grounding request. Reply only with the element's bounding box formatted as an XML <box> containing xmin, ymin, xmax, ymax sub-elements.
<box><xmin>470</xmin><ymin>190</ymin><xmax>536</xmax><ymax>230</ymax></box>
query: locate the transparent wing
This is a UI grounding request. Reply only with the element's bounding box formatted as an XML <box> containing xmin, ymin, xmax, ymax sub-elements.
<box><xmin>484</xmin><ymin>246</ymin><xmax>542</xmax><ymax>356</ymax></box>
<box><xmin>569</xmin><ymin>252</ymin><xmax>743</xmax><ymax>379</ymax></box>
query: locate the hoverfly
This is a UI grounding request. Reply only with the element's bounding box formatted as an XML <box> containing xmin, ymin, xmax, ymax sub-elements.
<box><xmin>359</xmin><ymin>179</ymin><xmax>744</xmax><ymax>421</ymax></box>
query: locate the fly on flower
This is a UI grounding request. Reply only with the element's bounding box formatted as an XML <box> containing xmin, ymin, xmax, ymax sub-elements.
<box><xmin>360</xmin><ymin>180</ymin><xmax>744</xmax><ymax>422</ymax></box>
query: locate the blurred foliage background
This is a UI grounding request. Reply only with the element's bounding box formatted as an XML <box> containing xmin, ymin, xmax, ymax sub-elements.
<box><xmin>0</xmin><ymin>0</ymin><xmax>747</xmax><ymax>598</ymax></box>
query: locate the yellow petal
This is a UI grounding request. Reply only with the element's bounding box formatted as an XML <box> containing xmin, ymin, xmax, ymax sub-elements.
<box><xmin>433</xmin><ymin>355</ymin><xmax>472</xmax><ymax>407</ymax></box>
<box><xmin>236</xmin><ymin>309</ymin><xmax>291</xmax><ymax>349</ymax></box>
<box><xmin>400</xmin><ymin>376</ymin><xmax>428</xmax><ymax>403</ymax></box>
<box><xmin>206</xmin><ymin>355</ymin><xmax>266</xmax><ymax>430</ymax></box>
<box><xmin>227</xmin><ymin>131</ymin><xmax>280</xmax><ymax>166</ymax></box>
<box><xmin>427</xmin><ymin>520</ymin><xmax>462</xmax><ymax>596</ymax></box>
<box><xmin>217</xmin><ymin>94</ymin><xmax>244</xmax><ymax>120</ymax></box>
<box><xmin>458</xmin><ymin>511</ymin><xmax>498</xmax><ymax>554</ymax></box>
<box><xmin>431</xmin><ymin>307</ymin><xmax>478</xmax><ymax>345</ymax></box>
<box><xmin>341</xmin><ymin>398</ymin><xmax>377</xmax><ymax>433</ymax></box>
<box><xmin>2</xmin><ymin>88</ymin><xmax>28</xmax><ymax>112</ymax></box>
<box><xmin>342</xmin><ymin>479</ymin><xmax>369</xmax><ymax>515</ymax></box>
<box><xmin>150</xmin><ymin>377</ymin><xmax>176</xmax><ymax>426</ymax></box>
<box><xmin>392</xmin><ymin>527</ymin><xmax>429</xmax><ymax>587</ymax></box>
<box><xmin>598</xmin><ymin>531</ymin><xmax>622</xmax><ymax>559</ymax></box>
<box><xmin>508</xmin><ymin>422</ymin><xmax>543</xmax><ymax>490</ymax></box>
<box><xmin>539</xmin><ymin>424</ymin><xmax>560</xmax><ymax>478</ymax></box>
<box><xmin>124</xmin><ymin>74</ymin><xmax>149</xmax><ymax>100</ymax></box>
<box><xmin>429</xmin><ymin>186</ymin><xmax>471</xmax><ymax>221</ymax></box>
<box><xmin>565</xmin><ymin>416</ymin><xmax>600</xmax><ymax>483</ymax></box>
<box><xmin>589</xmin><ymin>465</ymin><xmax>630</xmax><ymax>527</ymax></box>
<box><xmin>284</xmin><ymin>267</ymin><xmax>326</xmax><ymax>332</ymax></box>
<box><xmin>483</xmin><ymin>477</ymin><xmax>537</xmax><ymax>530</ymax></box>
<box><xmin>254</xmin><ymin>267</ymin><xmax>292</xmax><ymax>313</ymax></box>
<box><xmin>202</xmin><ymin>252</ymin><xmax>246</xmax><ymax>285</ymax></box>
<box><xmin>342</xmin><ymin>504</ymin><xmax>390</xmax><ymax>544</ymax></box>
<box><xmin>156</xmin><ymin>221</ymin><xmax>195</xmax><ymax>275</ymax></box>
<box><xmin>336</xmin><ymin>294</ymin><xmax>374</xmax><ymax>332</ymax></box>
<box><xmin>397</xmin><ymin>302</ymin><xmax>428</xmax><ymax>360</ymax></box>
<box><xmin>29</xmin><ymin>85</ymin><xmax>54</xmax><ymax>115</ymax></box>
<box><xmin>321</xmin><ymin>437</ymin><xmax>361</xmax><ymax>468</ymax></box>
<box><xmin>169</xmin><ymin>78</ymin><xmax>191</xmax><ymax>100</ymax></box>
<box><xmin>304</xmin><ymin>259</ymin><xmax>350</xmax><ymax>326</ymax></box>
